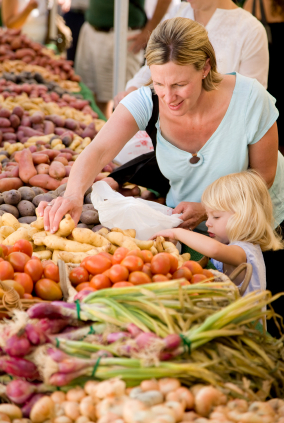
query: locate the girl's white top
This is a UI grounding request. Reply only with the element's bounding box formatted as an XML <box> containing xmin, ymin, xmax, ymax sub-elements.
<box><xmin>211</xmin><ymin>241</ymin><xmax>266</xmax><ymax>295</ymax></box>
<box><xmin>126</xmin><ymin>3</ymin><xmax>268</xmax><ymax>89</ymax></box>
<box><xmin>17</xmin><ymin>0</ymin><xmax>48</xmax><ymax>44</ymax></box>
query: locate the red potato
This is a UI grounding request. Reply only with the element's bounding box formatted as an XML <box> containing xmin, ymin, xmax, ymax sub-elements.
<box><xmin>36</xmin><ymin>164</ymin><xmax>50</xmax><ymax>174</ymax></box>
<box><xmin>28</xmin><ymin>174</ymin><xmax>61</xmax><ymax>190</ymax></box>
<box><xmin>40</xmin><ymin>150</ymin><xmax>60</xmax><ymax>160</ymax></box>
<box><xmin>21</xmin><ymin>116</ymin><xmax>31</xmax><ymax>127</ymax></box>
<box><xmin>68</xmin><ymin>161</ymin><xmax>74</xmax><ymax>166</ymax></box>
<box><xmin>43</xmin><ymin>120</ymin><xmax>55</xmax><ymax>135</ymax></box>
<box><xmin>54</xmin><ymin>157</ymin><xmax>68</xmax><ymax>166</ymax></box>
<box><xmin>0</xmin><ymin>127</ymin><xmax>14</xmax><ymax>133</ymax></box>
<box><xmin>30</xmin><ymin>112</ymin><xmax>45</xmax><ymax>124</ymax></box>
<box><xmin>32</xmin><ymin>153</ymin><xmax>49</xmax><ymax>165</ymax></box>
<box><xmin>20</xmin><ymin>126</ymin><xmax>43</xmax><ymax>137</ymax></box>
<box><xmin>19</xmin><ymin>149</ymin><xmax>37</xmax><ymax>183</ymax></box>
<box><xmin>9</xmin><ymin>114</ymin><xmax>21</xmax><ymax>128</ymax></box>
<box><xmin>49</xmin><ymin>161</ymin><xmax>66</xmax><ymax>179</ymax></box>
<box><xmin>57</xmin><ymin>152</ymin><xmax>73</xmax><ymax>161</ymax></box>
<box><xmin>3</xmin><ymin>133</ymin><xmax>17</xmax><ymax>141</ymax></box>
<box><xmin>60</xmin><ymin>177</ymin><xmax>69</xmax><ymax>185</ymax></box>
<box><xmin>0</xmin><ymin>117</ymin><xmax>11</xmax><ymax>127</ymax></box>
<box><xmin>0</xmin><ymin>177</ymin><xmax>23</xmax><ymax>192</ymax></box>
<box><xmin>65</xmin><ymin>166</ymin><xmax>72</xmax><ymax>176</ymax></box>
<box><xmin>12</xmin><ymin>106</ymin><xmax>24</xmax><ymax>118</ymax></box>
<box><xmin>15</xmin><ymin>48</ymin><xmax>36</xmax><ymax>59</ymax></box>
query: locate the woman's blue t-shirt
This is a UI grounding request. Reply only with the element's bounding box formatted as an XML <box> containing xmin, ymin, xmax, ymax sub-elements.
<box><xmin>120</xmin><ymin>73</ymin><xmax>283</xmax><ymax>230</ymax></box>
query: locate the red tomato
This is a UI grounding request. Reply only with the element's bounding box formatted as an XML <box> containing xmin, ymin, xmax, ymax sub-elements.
<box><xmin>85</xmin><ymin>255</ymin><xmax>112</xmax><ymax>275</ymax></box>
<box><xmin>31</xmin><ymin>256</ymin><xmax>41</xmax><ymax>262</ymax></box>
<box><xmin>3</xmin><ymin>280</ymin><xmax>25</xmax><ymax>298</ymax></box>
<box><xmin>98</xmin><ymin>252</ymin><xmax>113</xmax><ymax>261</ymax></box>
<box><xmin>151</xmin><ymin>253</ymin><xmax>171</xmax><ymax>275</ymax></box>
<box><xmin>5</xmin><ymin>246</ymin><xmax>13</xmax><ymax>257</ymax></box>
<box><xmin>44</xmin><ymin>263</ymin><xmax>59</xmax><ymax>282</ymax></box>
<box><xmin>126</xmin><ymin>250</ymin><xmax>144</xmax><ymax>260</ymax></box>
<box><xmin>109</xmin><ymin>264</ymin><xmax>129</xmax><ymax>283</ymax></box>
<box><xmin>69</xmin><ymin>267</ymin><xmax>89</xmax><ymax>286</ymax></box>
<box><xmin>172</xmin><ymin>267</ymin><xmax>192</xmax><ymax>281</ymax></box>
<box><xmin>152</xmin><ymin>274</ymin><xmax>169</xmax><ymax>282</ymax></box>
<box><xmin>112</xmin><ymin>247</ymin><xmax>129</xmax><ymax>265</ymax></box>
<box><xmin>141</xmin><ymin>250</ymin><xmax>153</xmax><ymax>263</ymax></box>
<box><xmin>80</xmin><ymin>257</ymin><xmax>89</xmax><ymax>269</ymax></box>
<box><xmin>35</xmin><ymin>279</ymin><xmax>63</xmax><ymax>300</ymax></box>
<box><xmin>0</xmin><ymin>245</ymin><xmax>8</xmax><ymax>258</ymax></box>
<box><xmin>14</xmin><ymin>272</ymin><xmax>33</xmax><ymax>294</ymax></box>
<box><xmin>76</xmin><ymin>282</ymin><xmax>90</xmax><ymax>292</ymax></box>
<box><xmin>191</xmin><ymin>274</ymin><xmax>208</xmax><ymax>284</ymax></box>
<box><xmin>121</xmin><ymin>256</ymin><xmax>144</xmax><ymax>272</ymax></box>
<box><xmin>128</xmin><ymin>271</ymin><xmax>151</xmax><ymax>285</ymax></box>
<box><xmin>0</xmin><ymin>258</ymin><xmax>4</xmax><ymax>263</ymax></box>
<box><xmin>13</xmin><ymin>240</ymin><xmax>33</xmax><ymax>257</ymax></box>
<box><xmin>183</xmin><ymin>261</ymin><xmax>203</xmax><ymax>275</ymax></box>
<box><xmin>167</xmin><ymin>254</ymin><xmax>178</xmax><ymax>274</ymax></box>
<box><xmin>90</xmin><ymin>274</ymin><xmax>112</xmax><ymax>290</ymax></box>
<box><xmin>7</xmin><ymin>252</ymin><xmax>30</xmax><ymax>272</ymax></box>
<box><xmin>24</xmin><ymin>260</ymin><xmax>43</xmax><ymax>282</ymax></box>
<box><xmin>23</xmin><ymin>293</ymin><xmax>33</xmax><ymax>299</ymax></box>
<box><xmin>103</xmin><ymin>268</ymin><xmax>112</xmax><ymax>278</ymax></box>
<box><xmin>203</xmin><ymin>269</ymin><xmax>214</xmax><ymax>279</ymax></box>
<box><xmin>142</xmin><ymin>264</ymin><xmax>152</xmax><ymax>279</ymax></box>
<box><xmin>0</xmin><ymin>261</ymin><xmax>14</xmax><ymax>280</ymax></box>
<box><xmin>41</xmin><ymin>260</ymin><xmax>54</xmax><ymax>268</ymax></box>
<box><xmin>112</xmin><ymin>282</ymin><xmax>134</xmax><ymax>288</ymax></box>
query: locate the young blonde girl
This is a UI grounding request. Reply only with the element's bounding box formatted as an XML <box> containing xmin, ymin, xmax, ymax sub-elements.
<box><xmin>151</xmin><ymin>171</ymin><xmax>284</xmax><ymax>294</ymax></box>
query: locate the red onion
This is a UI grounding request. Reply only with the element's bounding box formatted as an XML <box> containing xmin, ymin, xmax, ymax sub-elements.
<box><xmin>6</xmin><ymin>380</ymin><xmax>36</xmax><ymax>404</ymax></box>
<box><xmin>25</xmin><ymin>324</ymin><xmax>47</xmax><ymax>345</ymax></box>
<box><xmin>22</xmin><ymin>394</ymin><xmax>45</xmax><ymax>417</ymax></box>
<box><xmin>135</xmin><ymin>332</ymin><xmax>159</xmax><ymax>349</ymax></box>
<box><xmin>0</xmin><ymin>356</ymin><xmax>39</xmax><ymax>379</ymax></box>
<box><xmin>127</xmin><ymin>323</ymin><xmax>143</xmax><ymax>338</ymax></box>
<box><xmin>107</xmin><ymin>332</ymin><xmax>130</xmax><ymax>344</ymax></box>
<box><xmin>163</xmin><ymin>334</ymin><xmax>181</xmax><ymax>350</ymax></box>
<box><xmin>4</xmin><ymin>334</ymin><xmax>32</xmax><ymax>357</ymax></box>
<box><xmin>47</xmin><ymin>348</ymin><xmax>69</xmax><ymax>362</ymax></box>
<box><xmin>74</xmin><ymin>289</ymin><xmax>94</xmax><ymax>301</ymax></box>
<box><xmin>49</xmin><ymin>369</ymin><xmax>85</xmax><ymax>386</ymax></box>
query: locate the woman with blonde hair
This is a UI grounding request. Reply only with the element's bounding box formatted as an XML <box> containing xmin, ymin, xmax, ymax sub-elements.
<box><xmin>151</xmin><ymin>171</ymin><xmax>284</xmax><ymax>295</ymax></box>
<box><xmin>39</xmin><ymin>17</ymin><xmax>284</xmax><ymax>335</ymax></box>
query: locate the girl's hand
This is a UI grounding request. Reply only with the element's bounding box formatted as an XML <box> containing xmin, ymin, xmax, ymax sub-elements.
<box><xmin>37</xmin><ymin>194</ymin><xmax>83</xmax><ymax>233</ymax></box>
<box><xmin>149</xmin><ymin>229</ymin><xmax>177</xmax><ymax>241</ymax></box>
<box><xmin>173</xmin><ymin>202</ymin><xmax>207</xmax><ymax>230</ymax></box>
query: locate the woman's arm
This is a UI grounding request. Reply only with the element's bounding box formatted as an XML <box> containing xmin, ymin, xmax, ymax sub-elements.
<box><xmin>38</xmin><ymin>104</ymin><xmax>139</xmax><ymax>232</ymax></box>
<box><xmin>2</xmin><ymin>0</ymin><xmax>38</xmax><ymax>29</ymax></box>
<box><xmin>249</xmin><ymin>122</ymin><xmax>278</xmax><ymax>188</ymax></box>
<box><xmin>150</xmin><ymin>228</ymin><xmax>247</xmax><ymax>267</ymax></box>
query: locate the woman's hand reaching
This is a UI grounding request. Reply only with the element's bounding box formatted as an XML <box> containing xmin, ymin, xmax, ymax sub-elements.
<box><xmin>149</xmin><ymin>229</ymin><xmax>177</xmax><ymax>241</ymax></box>
<box><xmin>173</xmin><ymin>202</ymin><xmax>207</xmax><ymax>230</ymax></box>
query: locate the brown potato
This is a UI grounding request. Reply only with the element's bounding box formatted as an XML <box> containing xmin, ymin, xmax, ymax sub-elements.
<box><xmin>17</xmin><ymin>200</ymin><xmax>36</xmax><ymax>216</ymax></box>
<box><xmin>18</xmin><ymin>187</ymin><xmax>35</xmax><ymax>202</ymax></box>
<box><xmin>3</xmin><ymin>189</ymin><xmax>21</xmax><ymax>205</ymax></box>
<box><xmin>0</xmin><ymin>204</ymin><xmax>19</xmax><ymax>218</ymax></box>
<box><xmin>80</xmin><ymin>210</ymin><xmax>99</xmax><ymax>225</ymax></box>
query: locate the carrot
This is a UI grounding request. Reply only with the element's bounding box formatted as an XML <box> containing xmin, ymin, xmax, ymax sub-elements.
<box><xmin>29</xmin><ymin>174</ymin><xmax>61</xmax><ymax>190</ymax></box>
<box><xmin>19</xmin><ymin>149</ymin><xmax>37</xmax><ymax>183</ymax></box>
<box><xmin>0</xmin><ymin>177</ymin><xmax>23</xmax><ymax>192</ymax></box>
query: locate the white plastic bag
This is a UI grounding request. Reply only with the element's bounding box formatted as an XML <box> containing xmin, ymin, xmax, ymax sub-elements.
<box><xmin>114</xmin><ymin>131</ymin><xmax>154</xmax><ymax>165</ymax></box>
<box><xmin>91</xmin><ymin>181</ymin><xmax>183</xmax><ymax>240</ymax></box>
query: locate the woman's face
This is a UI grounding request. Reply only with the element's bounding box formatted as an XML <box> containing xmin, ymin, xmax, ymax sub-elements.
<box><xmin>150</xmin><ymin>61</ymin><xmax>206</xmax><ymax>116</ymax></box>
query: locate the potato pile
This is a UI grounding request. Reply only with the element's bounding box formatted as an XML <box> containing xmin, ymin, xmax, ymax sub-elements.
<box><xmin>0</xmin><ymin>76</ymin><xmax>98</xmax><ymax>118</ymax></box>
<box><xmin>0</xmin><ymin>28</ymin><xmax>80</xmax><ymax>82</ymax></box>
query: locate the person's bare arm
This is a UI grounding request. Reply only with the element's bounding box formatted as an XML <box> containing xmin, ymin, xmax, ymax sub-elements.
<box><xmin>128</xmin><ymin>0</ymin><xmax>172</xmax><ymax>54</ymax></box>
<box><xmin>249</xmin><ymin>122</ymin><xmax>278</xmax><ymax>188</ymax></box>
<box><xmin>150</xmin><ymin>229</ymin><xmax>247</xmax><ymax>267</ymax></box>
<box><xmin>38</xmin><ymin>104</ymin><xmax>139</xmax><ymax>232</ymax></box>
<box><xmin>2</xmin><ymin>0</ymin><xmax>38</xmax><ymax>29</ymax></box>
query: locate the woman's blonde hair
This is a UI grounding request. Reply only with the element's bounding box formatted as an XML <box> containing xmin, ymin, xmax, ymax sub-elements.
<box><xmin>145</xmin><ymin>17</ymin><xmax>222</xmax><ymax>91</ymax></box>
<box><xmin>201</xmin><ymin>170</ymin><xmax>284</xmax><ymax>252</ymax></box>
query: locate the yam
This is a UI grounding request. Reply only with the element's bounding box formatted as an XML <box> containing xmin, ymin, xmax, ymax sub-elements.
<box><xmin>111</xmin><ymin>228</ymin><xmax>136</xmax><ymax>238</ymax></box>
<box><xmin>58</xmin><ymin>248</ymin><xmax>108</xmax><ymax>264</ymax></box>
<box><xmin>31</xmin><ymin>216</ymin><xmax>44</xmax><ymax>231</ymax></box>
<box><xmin>0</xmin><ymin>178</ymin><xmax>23</xmax><ymax>193</ymax></box>
<box><xmin>106</xmin><ymin>232</ymin><xmax>138</xmax><ymax>251</ymax></box>
<box><xmin>33</xmin><ymin>231</ymin><xmax>47</xmax><ymax>246</ymax></box>
<box><xmin>80</xmin><ymin>210</ymin><xmax>99</xmax><ymax>225</ymax></box>
<box><xmin>17</xmin><ymin>200</ymin><xmax>36</xmax><ymax>216</ymax></box>
<box><xmin>18</xmin><ymin>187</ymin><xmax>35</xmax><ymax>202</ymax></box>
<box><xmin>36</xmin><ymin>164</ymin><xmax>50</xmax><ymax>174</ymax></box>
<box><xmin>43</xmin><ymin>235</ymin><xmax>97</xmax><ymax>252</ymax></box>
<box><xmin>18</xmin><ymin>216</ymin><xmax>37</xmax><ymax>224</ymax></box>
<box><xmin>33</xmin><ymin>193</ymin><xmax>56</xmax><ymax>207</ymax></box>
<box><xmin>3</xmin><ymin>190</ymin><xmax>21</xmax><ymax>205</ymax></box>
<box><xmin>0</xmin><ymin>204</ymin><xmax>19</xmax><ymax>218</ymax></box>
<box><xmin>29</xmin><ymin>175</ymin><xmax>61</xmax><ymax>190</ymax></box>
<box><xmin>49</xmin><ymin>161</ymin><xmax>66</xmax><ymax>179</ymax></box>
<box><xmin>3</xmin><ymin>227</ymin><xmax>31</xmax><ymax>245</ymax></box>
<box><xmin>19</xmin><ymin>149</ymin><xmax>37</xmax><ymax>183</ymax></box>
<box><xmin>72</xmin><ymin>228</ymin><xmax>110</xmax><ymax>247</ymax></box>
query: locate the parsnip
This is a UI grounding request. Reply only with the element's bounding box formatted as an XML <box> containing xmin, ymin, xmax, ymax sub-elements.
<box><xmin>1</xmin><ymin>213</ymin><xmax>21</xmax><ymax>230</ymax></box>
<box><xmin>72</xmin><ymin>228</ymin><xmax>110</xmax><ymax>247</ymax></box>
<box><xmin>106</xmin><ymin>232</ymin><xmax>138</xmax><ymax>251</ymax></box>
<box><xmin>3</xmin><ymin>228</ymin><xmax>31</xmax><ymax>245</ymax></box>
<box><xmin>43</xmin><ymin>235</ymin><xmax>96</xmax><ymax>252</ymax></box>
<box><xmin>33</xmin><ymin>231</ymin><xmax>47</xmax><ymax>246</ymax></box>
<box><xmin>33</xmin><ymin>250</ymin><xmax>52</xmax><ymax>260</ymax></box>
<box><xmin>111</xmin><ymin>227</ymin><xmax>136</xmax><ymax>238</ymax></box>
<box><xmin>31</xmin><ymin>213</ymin><xmax>44</xmax><ymax>230</ymax></box>
<box><xmin>51</xmin><ymin>214</ymin><xmax>75</xmax><ymax>238</ymax></box>
<box><xmin>0</xmin><ymin>226</ymin><xmax>15</xmax><ymax>239</ymax></box>
<box><xmin>133</xmin><ymin>238</ymin><xmax>154</xmax><ymax>250</ymax></box>
<box><xmin>58</xmin><ymin>244</ymin><xmax>112</xmax><ymax>263</ymax></box>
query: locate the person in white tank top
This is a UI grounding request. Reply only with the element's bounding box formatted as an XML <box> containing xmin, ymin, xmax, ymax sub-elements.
<box><xmin>2</xmin><ymin>0</ymin><xmax>48</xmax><ymax>44</ymax></box>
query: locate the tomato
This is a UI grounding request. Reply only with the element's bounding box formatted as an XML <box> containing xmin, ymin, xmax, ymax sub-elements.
<box><xmin>191</xmin><ymin>274</ymin><xmax>208</xmax><ymax>284</ymax></box>
<box><xmin>141</xmin><ymin>250</ymin><xmax>153</xmax><ymax>263</ymax></box>
<box><xmin>103</xmin><ymin>268</ymin><xmax>112</xmax><ymax>278</ymax></box>
<box><xmin>41</xmin><ymin>260</ymin><xmax>54</xmax><ymax>268</ymax></box>
<box><xmin>126</xmin><ymin>250</ymin><xmax>144</xmax><ymax>261</ymax></box>
<box><xmin>24</xmin><ymin>260</ymin><xmax>43</xmax><ymax>282</ymax></box>
<box><xmin>69</xmin><ymin>267</ymin><xmax>89</xmax><ymax>286</ymax></box>
<box><xmin>76</xmin><ymin>282</ymin><xmax>91</xmax><ymax>292</ymax></box>
<box><xmin>5</xmin><ymin>246</ymin><xmax>13</xmax><ymax>257</ymax></box>
<box><xmin>152</xmin><ymin>274</ymin><xmax>169</xmax><ymax>282</ymax></box>
<box><xmin>13</xmin><ymin>240</ymin><xmax>33</xmax><ymax>257</ymax></box>
<box><xmin>142</xmin><ymin>264</ymin><xmax>152</xmax><ymax>279</ymax></box>
<box><xmin>14</xmin><ymin>272</ymin><xmax>33</xmax><ymax>294</ymax></box>
<box><xmin>80</xmin><ymin>257</ymin><xmax>89</xmax><ymax>269</ymax></box>
<box><xmin>90</xmin><ymin>274</ymin><xmax>112</xmax><ymax>290</ymax></box>
<box><xmin>0</xmin><ymin>246</ymin><xmax>4</xmax><ymax>259</ymax></box>
<box><xmin>0</xmin><ymin>245</ymin><xmax>8</xmax><ymax>257</ymax></box>
<box><xmin>98</xmin><ymin>252</ymin><xmax>113</xmax><ymax>261</ymax></box>
<box><xmin>121</xmin><ymin>256</ymin><xmax>144</xmax><ymax>272</ymax></box>
<box><xmin>167</xmin><ymin>273</ymin><xmax>173</xmax><ymax>280</ymax></box>
<box><xmin>35</xmin><ymin>279</ymin><xmax>63</xmax><ymax>300</ymax></box>
<box><xmin>112</xmin><ymin>247</ymin><xmax>129</xmax><ymax>265</ymax></box>
<box><xmin>183</xmin><ymin>261</ymin><xmax>203</xmax><ymax>275</ymax></box>
<box><xmin>112</xmin><ymin>282</ymin><xmax>134</xmax><ymax>288</ymax></box>
<box><xmin>172</xmin><ymin>267</ymin><xmax>192</xmax><ymax>281</ymax></box>
<box><xmin>129</xmin><ymin>271</ymin><xmax>151</xmax><ymax>285</ymax></box>
<box><xmin>85</xmin><ymin>255</ymin><xmax>112</xmax><ymax>275</ymax></box>
<box><xmin>31</xmin><ymin>256</ymin><xmax>41</xmax><ymax>262</ymax></box>
<box><xmin>203</xmin><ymin>269</ymin><xmax>214</xmax><ymax>279</ymax></box>
<box><xmin>3</xmin><ymin>280</ymin><xmax>25</xmax><ymax>298</ymax></box>
<box><xmin>7</xmin><ymin>252</ymin><xmax>30</xmax><ymax>272</ymax></box>
<box><xmin>0</xmin><ymin>258</ymin><xmax>4</xmax><ymax>263</ymax></box>
<box><xmin>23</xmin><ymin>293</ymin><xmax>33</xmax><ymax>299</ymax></box>
<box><xmin>0</xmin><ymin>261</ymin><xmax>14</xmax><ymax>280</ymax></box>
<box><xmin>109</xmin><ymin>264</ymin><xmax>129</xmax><ymax>283</ymax></box>
<box><xmin>167</xmin><ymin>254</ymin><xmax>178</xmax><ymax>274</ymax></box>
<box><xmin>44</xmin><ymin>263</ymin><xmax>59</xmax><ymax>282</ymax></box>
<box><xmin>151</xmin><ymin>253</ymin><xmax>171</xmax><ymax>275</ymax></box>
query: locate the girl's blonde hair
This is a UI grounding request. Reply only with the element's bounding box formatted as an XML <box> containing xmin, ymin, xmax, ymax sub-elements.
<box><xmin>145</xmin><ymin>17</ymin><xmax>222</xmax><ymax>91</ymax></box>
<box><xmin>202</xmin><ymin>170</ymin><xmax>284</xmax><ymax>251</ymax></box>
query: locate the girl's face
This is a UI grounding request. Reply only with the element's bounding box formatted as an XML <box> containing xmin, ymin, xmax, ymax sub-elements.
<box><xmin>205</xmin><ymin>209</ymin><xmax>234</xmax><ymax>244</ymax></box>
<box><xmin>150</xmin><ymin>62</ymin><xmax>209</xmax><ymax>116</ymax></box>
